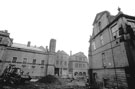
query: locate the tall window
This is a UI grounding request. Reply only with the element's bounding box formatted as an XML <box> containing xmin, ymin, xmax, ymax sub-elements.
<box><xmin>92</xmin><ymin>41</ymin><xmax>96</xmax><ymax>50</ymax></box>
<box><xmin>102</xmin><ymin>53</ymin><xmax>106</xmax><ymax>68</ymax></box>
<box><xmin>83</xmin><ymin>64</ymin><xmax>85</xmax><ymax>68</ymax></box>
<box><xmin>12</xmin><ymin>57</ymin><xmax>17</xmax><ymax>63</ymax></box>
<box><xmin>23</xmin><ymin>58</ymin><xmax>27</xmax><ymax>64</ymax></box>
<box><xmin>33</xmin><ymin>59</ymin><xmax>36</xmax><ymax>64</ymax></box>
<box><xmin>100</xmin><ymin>35</ymin><xmax>104</xmax><ymax>45</ymax></box>
<box><xmin>79</xmin><ymin>64</ymin><xmax>82</xmax><ymax>68</ymax></box>
<box><xmin>111</xmin><ymin>23</ymin><xmax>120</xmax><ymax>40</ymax></box>
<box><xmin>0</xmin><ymin>37</ymin><xmax>2</xmax><ymax>43</ymax></box>
<box><xmin>98</xmin><ymin>21</ymin><xmax>101</xmax><ymax>31</ymax></box>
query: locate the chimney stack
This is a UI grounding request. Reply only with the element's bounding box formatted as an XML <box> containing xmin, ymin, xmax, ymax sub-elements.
<box><xmin>49</xmin><ymin>39</ymin><xmax>56</xmax><ymax>53</ymax></box>
<box><xmin>70</xmin><ymin>51</ymin><xmax>72</xmax><ymax>56</ymax></box>
<box><xmin>46</xmin><ymin>46</ymin><xmax>49</xmax><ymax>52</ymax></box>
<box><xmin>5</xmin><ymin>30</ymin><xmax>8</xmax><ymax>33</ymax></box>
<box><xmin>27</xmin><ymin>41</ymin><xmax>31</xmax><ymax>47</ymax></box>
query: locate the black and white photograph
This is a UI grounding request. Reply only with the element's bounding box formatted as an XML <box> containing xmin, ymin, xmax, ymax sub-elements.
<box><xmin>0</xmin><ymin>0</ymin><xmax>134</xmax><ymax>89</ymax></box>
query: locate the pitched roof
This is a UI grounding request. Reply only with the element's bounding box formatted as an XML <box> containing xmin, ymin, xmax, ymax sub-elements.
<box><xmin>93</xmin><ymin>11</ymin><xmax>110</xmax><ymax>25</ymax></box>
<box><xmin>12</xmin><ymin>43</ymin><xmax>45</xmax><ymax>52</ymax></box>
<box><xmin>57</xmin><ymin>50</ymin><xmax>69</xmax><ymax>56</ymax></box>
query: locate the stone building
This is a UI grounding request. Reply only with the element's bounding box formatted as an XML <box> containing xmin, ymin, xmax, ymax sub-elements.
<box><xmin>0</xmin><ymin>31</ymin><xmax>56</xmax><ymax>78</ymax></box>
<box><xmin>47</xmin><ymin>39</ymin><xmax>57</xmax><ymax>75</ymax></box>
<box><xmin>89</xmin><ymin>9</ymin><xmax>135</xmax><ymax>89</ymax></box>
<box><xmin>68</xmin><ymin>52</ymin><xmax>88</xmax><ymax>79</ymax></box>
<box><xmin>54</xmin><ymin>50</ymin><xmax>69</xmax><ymax>78</ymax></box>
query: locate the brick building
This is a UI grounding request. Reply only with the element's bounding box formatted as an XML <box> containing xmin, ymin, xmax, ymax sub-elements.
<box><xmin>89</xmin><ymin>9</ymin><xmax>135</xmax><ymax>89</ymax></box>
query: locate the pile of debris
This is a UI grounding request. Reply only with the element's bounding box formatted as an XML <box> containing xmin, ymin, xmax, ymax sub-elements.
<box><xmin>37</xmin><ymin>75</ymin><xmax>61</xmax><ymax>85</ymax></box>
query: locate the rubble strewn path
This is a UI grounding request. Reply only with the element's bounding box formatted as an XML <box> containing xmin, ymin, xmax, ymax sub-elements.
<box><xmin>0</xmin><ymin>76</ymin><xmax>87</xmax><ymax>89</ymax></box>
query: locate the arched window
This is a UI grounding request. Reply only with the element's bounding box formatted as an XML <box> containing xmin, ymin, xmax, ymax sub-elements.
<box><xmin>83</xmin><ymin>72</ymin><xmax>86</xmax><ymax>76</ymax></box>
<box><xmin>74</xmin><ymin>72</ymin><xmax>78</xmax><ymax>76</ymax></box>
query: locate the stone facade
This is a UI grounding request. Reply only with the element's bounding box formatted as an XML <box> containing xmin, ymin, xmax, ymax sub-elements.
<box><xmin>0</xmin><ymin>31</ymin><xmax>56</xmax><ymax>78</ymax></box>
<box><xmin>55</xmin><ymin>50</ymin><xmax>69</xmax><ymax>78</ymax></box>
<box><xmin>89</xmin><ymin>10</ymin><xmax>135</xmax><ymax>89</ymax></box>
<box><xmin>69</xmin><ymin>52</ymin><xmax>88</xmax><ymax>79</ymax></box>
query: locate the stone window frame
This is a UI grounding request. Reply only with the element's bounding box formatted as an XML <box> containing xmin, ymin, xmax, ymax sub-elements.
<box><xmin>32</xmin><ymin>59</ymin><xmax>36</xmax><ymax>64</ymax></box>
<box><xmin>12</xmin><ymin>57</ymin><xmax>17</xmax><ymax>63</ymax></box>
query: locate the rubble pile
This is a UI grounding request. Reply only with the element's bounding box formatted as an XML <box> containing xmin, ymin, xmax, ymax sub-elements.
<box><xmin>37</xmin><ymin>75</ymin><xmax>61</xmax><ymax>85</ymax></box>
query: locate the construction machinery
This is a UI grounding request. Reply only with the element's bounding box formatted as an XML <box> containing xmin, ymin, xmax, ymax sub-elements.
<box><xmin>0</xmin><ymin>64</ymin><xmax>31</xmax><ymax>85</ymax></box>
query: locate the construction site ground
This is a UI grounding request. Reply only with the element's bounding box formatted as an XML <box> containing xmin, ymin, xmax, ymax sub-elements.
<box><xmin>0</xmin><ymin>78</ymin><xmax>87</xmax><ymax>89</ymax></box>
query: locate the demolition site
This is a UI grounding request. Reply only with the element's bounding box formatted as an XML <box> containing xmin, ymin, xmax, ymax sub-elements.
<box><xmin>1</xmin><ymin>8</ymin><xmax>135</xmax><ymax>89</ymax></box>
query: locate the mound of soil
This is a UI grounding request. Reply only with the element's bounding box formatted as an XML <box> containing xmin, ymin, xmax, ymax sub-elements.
<box><xmin>37</xmin><ymin>75</ymin><xmax>61</xmax><ymax>85</ymax></box>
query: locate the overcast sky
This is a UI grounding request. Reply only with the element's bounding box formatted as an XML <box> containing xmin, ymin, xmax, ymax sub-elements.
<box><xmin>0</xmin><ymin>0</ymin><xmax>135</xmax><ymax>56</ymax></box>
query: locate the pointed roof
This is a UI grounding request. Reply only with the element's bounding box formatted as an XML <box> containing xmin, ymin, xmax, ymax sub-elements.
<box><xmin>72</xmin><ymin>52</ymin><xmax>87</xmax><ymax>58</ymax></box>
<box><xmin>93</xmin><ymin>11</ymin><xmax>110</xmax><ymax>25</ymax></box>
<box><xmin>91</xmin><ymin>10</ymin><xmax>126</xmax><ymax>39</ymax></box>
<box><xmin>57</xmin><ymin>50</ymin><xmax>69</xmax><ymax>56</ymax></box>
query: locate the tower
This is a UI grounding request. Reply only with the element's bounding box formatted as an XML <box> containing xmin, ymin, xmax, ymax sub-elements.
<box><xmin>49</xmin><ymin>39</ymin><xmax>56</xmax><ymax>53</ymax></box>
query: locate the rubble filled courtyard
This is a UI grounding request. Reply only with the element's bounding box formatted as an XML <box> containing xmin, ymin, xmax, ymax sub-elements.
<box><xmin>0</xmin><ymin>75</ymin><xmax>87</xmax><ymax>89</ymax></box>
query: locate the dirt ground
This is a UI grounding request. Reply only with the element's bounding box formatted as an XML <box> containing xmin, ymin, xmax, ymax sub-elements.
<box><xmin>0</xmin><ymin>79</ymin><xmax>86</xmax><ymax>89</ymax></box>
<box><xmin>0</xmin><ymin>82</ymin><xmax>86</xmax><ymax>89</ymax></box>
